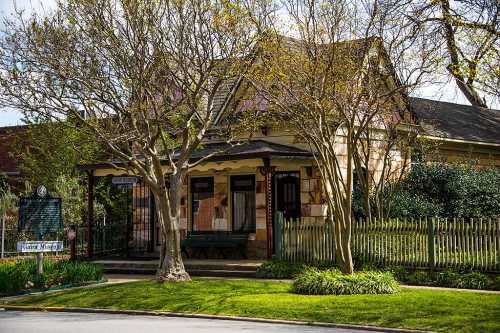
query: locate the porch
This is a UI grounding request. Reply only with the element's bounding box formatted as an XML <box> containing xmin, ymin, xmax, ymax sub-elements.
<box><xmin>79</xmin><ymin>140</ymin><xmax>328</xmax><ymax>260</ymax></box>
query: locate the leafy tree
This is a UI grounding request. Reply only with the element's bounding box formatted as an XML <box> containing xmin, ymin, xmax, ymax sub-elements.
<box><xmin>14</xmin><ymin>121</ymin><xmax>103</xmax><ymax>191</ymax></box>
<box><xmin>249</xmin><ymin>0</ymin><xmax>431</xmax><ymax>273</ymax></box>
<box><xmin>0</xmin><ymin>0</ymin><xmax>269</xmax><ymax>281</ymax></box>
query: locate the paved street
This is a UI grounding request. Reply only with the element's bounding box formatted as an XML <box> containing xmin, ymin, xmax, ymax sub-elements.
<box><xmin>0</xmin><ymin>311</ymin><xmax>382</xmax><ymax>333</ymax></box>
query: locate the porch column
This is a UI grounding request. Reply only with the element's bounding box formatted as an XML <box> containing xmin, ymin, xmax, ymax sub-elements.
<box><xmin>86</xmin><ymin>170</ymin><xmax>95</xmax><ymax>258</ymax></box>
<box><xmin>263</xmin><ymin>158</ymin><xmax>274</xmax><ymax>258</ymax></box>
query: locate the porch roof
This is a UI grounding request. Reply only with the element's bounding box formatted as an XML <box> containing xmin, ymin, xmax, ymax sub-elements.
<box><xmin>77</xmin><ymin>140</ymin><xmax>313</xmax><ymax>171</ymax></box>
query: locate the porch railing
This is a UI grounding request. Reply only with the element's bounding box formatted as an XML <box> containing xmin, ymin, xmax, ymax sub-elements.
<box><xmin>275</xmin><ymin>213</ymin><xmax>500</xmax><ymax>272</ymax></box>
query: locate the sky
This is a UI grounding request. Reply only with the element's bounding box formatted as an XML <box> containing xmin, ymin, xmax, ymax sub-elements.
<box><xmin>0</xmin><ymin>0</ymin><xmax>497</xmax><ymax>127</ymax></box>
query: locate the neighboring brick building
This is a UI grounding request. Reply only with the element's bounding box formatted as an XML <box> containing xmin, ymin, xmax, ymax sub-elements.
<box><xmin>0</xmin><ymin>124</ymin><xmax>28</xmax><ymax>191</ymax></box>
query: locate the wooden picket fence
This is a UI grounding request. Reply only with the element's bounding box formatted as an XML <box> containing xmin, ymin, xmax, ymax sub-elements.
<box><xmin>275</xmin><ymin>213</ymin><xmax>500</xmax><ymax>272</ymax></box>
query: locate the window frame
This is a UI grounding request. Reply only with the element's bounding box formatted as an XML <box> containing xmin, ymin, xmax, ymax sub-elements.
<box><xmin>230</xmin><ymin>174</ymin><xmax>256</xmax><ymax>233</ymax></box>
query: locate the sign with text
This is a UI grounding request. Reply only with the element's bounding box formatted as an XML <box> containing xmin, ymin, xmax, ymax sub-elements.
<box><xmin>18</xmin><ymin>185</ymin><xmax>63</xmax><ymax>239</ymax></box>
<box><xmin>17</xmin><ymin>241</ymin><xmax>64</xmax><ymax>253</ymax></box>
<box><xmin>112</xmin><ymin>176</ymin><xmax>138</xmax><ymax>185</ymax></box>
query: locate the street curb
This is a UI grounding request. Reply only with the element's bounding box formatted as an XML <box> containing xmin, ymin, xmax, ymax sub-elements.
<box><xmin>0</xmin><ymin>305</ymin><xmax>433</xmax><ymax>333</ymax></box>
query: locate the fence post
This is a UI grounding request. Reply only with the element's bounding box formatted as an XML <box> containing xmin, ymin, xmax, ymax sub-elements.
<box><xmin>1</xmin><ymin>213</ymin><xmax>5</xmax><ymax>259</ymax></box>
<box><xmin>275</xmin><ymin>212</ymin><xmax>284</xmax><ymax>260</ymax></box>
<box><xmin>69</xmin><ymin>224</ymin><xmax>77</xmax><ymax>261</ymax></box>
<box><xmin>428</xmin><ymin>217</ymin><xmax>436</xmax><ymax>270</ymax></box>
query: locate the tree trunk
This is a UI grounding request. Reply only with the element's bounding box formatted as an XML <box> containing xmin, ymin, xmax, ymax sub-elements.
<box><xmin>439</xmin><ymin>0</ymin><xmax>488</xmax><ymax>108</ymax></box>
<box><xmin>154</xmin><ymin>173</ymin><xmax>190</xmax><ymax>282</ymax></box>
<box><xmin>339</xmin><ymin>217</ymin><xmax>354</xmax><ymax>274</ymax></box>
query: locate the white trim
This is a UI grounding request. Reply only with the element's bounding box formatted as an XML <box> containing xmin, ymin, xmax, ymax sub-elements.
<box><xmin>419</xmin><ymin>135</ymin><xmax>500</xmax><ymax>148</ymax></box>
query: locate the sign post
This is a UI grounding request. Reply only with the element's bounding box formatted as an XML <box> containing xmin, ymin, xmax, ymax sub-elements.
<box><xmin>68</xmin><ymin>225</ymin><xmax>77</xmax><ymax>261</ymax></box>
<box><xmin>18</xmin><ymin>185</ymin><xmax>63</xmax><ymax>277</ymax></box>
<box><xmin>1</xmin><ymin>213</ymin><xmax>5</xmax><ymax>259</ymax></box>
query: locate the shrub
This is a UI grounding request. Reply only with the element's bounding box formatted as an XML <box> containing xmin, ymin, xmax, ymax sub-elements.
<box><xmin>387</xmin><ymin>163</ymin><xmax>500</xmax><ymax>218</ymax></box>
<box><xmin>387</xmin><ymin>266</ymin><xmax>410</xmax><ymax>282</ymax></box>
<box><xmin>292</xmin><ymin>268</ymin><xmax>400</xmax><ymax>295</ymax></box>
<box><xmin>491</xmin><ymin>276</ymin><xmax>500</xmax><ymax>291</ymax></box>
<box><xmin>0</xmin><ymin>260</ymin><xmax>32</xmax><ymax>294</ymax></box>
<box><xmin>436</xmin><ymin>269</ymin><xmax>461</xmax><ymax>288</ymax></box>
<box><xmin>407</xmin><ymin>270</ymin><xmax>434</xmax><ymax>286</ymax></box>
<box><xmin>256</xmin><ymin>260</ymin><xmax>307</xmax><ymax>278</ymax></box>
<box><xmin>459</xmin><ymin>272</ymin><xmax>489</xmax><ymax>290</ymax></box>
<box><xmin>0</xmin><ymin>259</ymin><xmax>104</xmax><ymax>295</ymax></box>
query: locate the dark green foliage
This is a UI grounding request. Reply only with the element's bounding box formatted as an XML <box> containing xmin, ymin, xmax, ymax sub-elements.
<box><xmin>256</xmin><ymin>260</ymin><xmax>308</xmax><ymax>278</ymax></box>
<box><xmin>387</xmin><ymin>163</ymin><xmax>500</xmax><ymax>218</ymax></box>
<box><xmin>259</xmin><ymin>260</ymin><xmax>500</xmax><ymax>291</ymax></box>
<box><xmin>292</xmin><ymin>268</ymin><xmax>400</xmax><ymax>295</ymax></box>
<box><xmin>492</xmin><ymin>276</ymin><xmax>500</xmax><ymax>290</ymax></box>
<box><xmin>0</xmin><ymin>260</ymin><xmax>32</xmax><ymax>294</ymax></box>
<box><xmin>94</xmin><ymin>176</ymin><xmax>133</xmax><ymax>223</ymax></box>
<box><xmin>0</xmin><ymin>259</ymin><xmax>103</xmax><ymax>295</ymax></box>
<box><xmin>0</xmin><ymin>172</ymin><xmax>8</xmax><ymax>196</ymax></box>
<box><xmin>387</xmin><ymin>266</ymin><xmax>410</xmax><ymax>282</ymax></box>
<box><xmin>385</xmin><ymin>267</ymin><xmax>497</xmax><ymax>290</ymax></box>
<box><xmin>406</xmin><ymin>270</ymin><xmax>434</xmax><ymax>286</ymax></box>
<box><xmin>256</xmin><ymin>260</ymin><xmax>339</xmax><ymax>278</ymax></box>
<box><xmin>437</xmin><ymin>270</ymin><xmax>489</xmax><ymax>289</ymax></box>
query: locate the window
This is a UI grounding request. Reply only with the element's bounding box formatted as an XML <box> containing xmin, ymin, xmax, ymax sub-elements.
<box><xmin>191</xmin><ymin>177</ymin><xmax>214</xmax><ymax>231</ymax></box>
<box><xmin>231</xmin><ymin>175</ymin><xmax>256</xmax><ymax>232</ymax></box>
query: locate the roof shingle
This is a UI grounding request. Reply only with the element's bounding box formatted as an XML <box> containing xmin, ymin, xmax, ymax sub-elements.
<box><xmin>410</xmin><ymin>97</ymin><xmax>500</xmax><ymax>145</ymax></box>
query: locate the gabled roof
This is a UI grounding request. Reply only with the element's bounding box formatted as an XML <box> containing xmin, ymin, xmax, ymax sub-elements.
<box><xmin>213</xmin><ymin>35</ymin><xmax>386</xmax><ymax>126</ymax></box>
<box><xmin>410</xmin><ymin>97</ymin><xmax>500</xmax><ymax>145</ymax></box>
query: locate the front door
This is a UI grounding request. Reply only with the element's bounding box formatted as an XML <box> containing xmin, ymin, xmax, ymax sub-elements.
<box><xmin>273</xmin><ymin>172</ymin><xmax>301</xmax><ymax>254</ymax></box>
<box><xmin>274</xmin><ymin>172</ymin><xmax>301</xmax><ymax>220</ymax></box>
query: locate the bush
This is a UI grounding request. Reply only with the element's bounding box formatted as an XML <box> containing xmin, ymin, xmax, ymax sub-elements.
<box><xmin>0</xmin><ymin>259</ymin><xmax>104</xmax><ymax>295</ymax></box>
<box><xmin>491</xmin><ymin>276</ymin><xmax>500</xmax><ymax>291</ymax></box>
<box><xmin>0</xmin><ymin>260</ymin><xmax>32</xmax><ymax>294</ymax></box>
<box><xmin>436</xmin><ymin>270</ymin><xmax>490</xmax><ymax>289</ymax></box>
<box><xmin>406</xmin><ymin>270</ymin><xmax>434</xmax><ymax>286</ymax></box>
<box><xmin>458</xmin><ymin>272</ymin><xmax>489</xmax><ymax>290</ymax></box>
<box><xmin>387</xmin><ymin>163</ymin><xmax>500</xmax><ymax>218</ymax></box>
<box><xmin>292</xmin><ymin>268</ymin><xmax>400</xmax><ymax>295</ymax></box>
<box><xmin>256</xmin><ymin>260</ymin><xmax>307</xmax><ymax>278</ymax></box>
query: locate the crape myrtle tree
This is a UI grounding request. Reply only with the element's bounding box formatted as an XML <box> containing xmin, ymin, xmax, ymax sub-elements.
<box><xmin>0</xmin><ymin>0</ymin><xmax>270</xmax><ymax>281</ymax></box>
<box><xmin>250</xmin><ymin>0</ymin><xmax>433</xmax><ymax>274</ymax></box>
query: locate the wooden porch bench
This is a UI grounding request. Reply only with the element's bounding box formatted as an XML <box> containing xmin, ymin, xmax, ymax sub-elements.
<box><xmin>181</xmin><ymin>231</ymin><xmax>249</xmax><ymax>259</ymax></box>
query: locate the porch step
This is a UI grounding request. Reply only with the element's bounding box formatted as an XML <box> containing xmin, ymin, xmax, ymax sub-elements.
<box><xmin>97</xmin><ymin>259</ymin><xmax>262</xmax><ymax>278</ymax></box>
<box><xmin>188</xmin><ymin>269</ymin><xmax>257</xmax><ymax>278</ymax></box>
<box><xmin>103</xmin><ymin>267</ymin><xmax>257</xmax><ymax>278</ymax></box>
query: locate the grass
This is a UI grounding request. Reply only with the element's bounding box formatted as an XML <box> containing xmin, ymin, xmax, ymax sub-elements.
<box><xmin>5</xmin><ymin>278</ymin><xmax>500</xmax><ymax>333</ymax></box>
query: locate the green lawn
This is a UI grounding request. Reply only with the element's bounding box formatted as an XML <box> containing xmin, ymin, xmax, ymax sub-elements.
<box><xmin>5</xmin><ymin>278</ymin><xmax>500</xmax><ymax>333</ymax></box>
